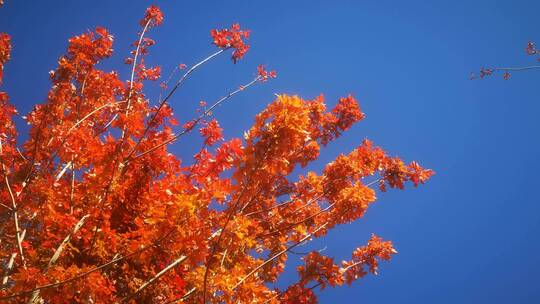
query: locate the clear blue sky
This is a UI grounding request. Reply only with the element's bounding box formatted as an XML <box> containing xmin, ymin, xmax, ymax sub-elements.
<box><xmin>1</xmin><ymin>1</ymin><xmax>540</xmax><ymax>303</ymax></box>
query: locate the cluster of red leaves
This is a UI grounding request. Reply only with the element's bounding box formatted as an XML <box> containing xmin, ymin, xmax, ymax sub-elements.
<box><xmin>380</xmin><ymin>157</ymin><xmax>434</xmax><ymax>191</ymax></box>
<box><xmin>525</xmin><ymin>41</ymin><xmax>538</xmax><ymax>57</ymax></box>
<box><xmin>49</xmin><ymin>26</ymin><xmax>114</xmax><ymax>83</ymax></box>
<box><xmin>211</xmin><ymin>23</ymin><xmax>250</xmax><ymax>63</ymax></box>
<box><xmin>282</xmin><ymin>235</ymin><xmax>395</xmax><ymax>303</ymax></box>
<box><xmin>0</xmin><ymin>33</ymin><xmax>10</xmax><ymax>84</ymax></box>
<box><xmin>478</xmin><ymin>67</ymin><xmax>493</xmax><ymax>79</ymax></box>
<box><xmin>257</xmin><ymin>65</ymin><xmax>277</xmax><ymax>82</ymax></box>
<box><xmin>136</xmin><ymin>61</ymin><xmax>161</xmax><ymax>81</ymax></box>
<box><xmin>140</xmin><ymin>5</ymin><xmax>164</xmax><ymax>27</ymax></box>
<box><xmin>127</xmin><ymin>24</ymin><xmax>162</xmax><ymax>86</ymax></box>
<box><xmin>0</xmin><ymin>32</ymin><xmax>17</xmax><ymax>152</ymax></box>
<box><xmin>341</xmin><ymin>235</ymin><xmax>396</xmax><ymax>284</ymax></box>
<box><xmin>125</xmin><ymin>38</ymin><xmax>155</xmax><ymax>64</ymax></box>
<box><xmin>0</xmin><ymin>5</ymin><xmax>432</xmax><ymax>304</ymax></box>
<box><xmin>199</xmin><ymin>119</ymin><xmax>223</xmax><ymax>146</ymax></box>
<box><xmin>304</xmin><ymin>94</ymin><xmax>365</xmax><ymax>146</ymax></box>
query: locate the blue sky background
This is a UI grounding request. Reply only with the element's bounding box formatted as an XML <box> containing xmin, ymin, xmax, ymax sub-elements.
<box><xmin>1</xmin><ymin>1</ymin><xmax>540</xmax><ymax>303</ymax></box>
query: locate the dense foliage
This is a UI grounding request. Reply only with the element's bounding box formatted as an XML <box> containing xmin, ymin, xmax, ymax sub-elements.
<box><xmin>0</xmin><ymin>5</ymin><xmax>433</xmax><ymax>303</ymax></box>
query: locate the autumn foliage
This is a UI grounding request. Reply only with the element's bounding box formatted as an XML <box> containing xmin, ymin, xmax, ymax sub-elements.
<box><xmin>0</xmin><ymin>5</ymin><xmax>433</xmax><ymax>303</ymax></box>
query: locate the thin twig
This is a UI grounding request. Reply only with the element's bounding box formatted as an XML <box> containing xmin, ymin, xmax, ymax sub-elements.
<box><xmin>124</xmin><ymin>49</ymin><xmax>226</xmax><ymax>161</ymax></box>
<box><xmin>124</xmin><ymin>19</ymin><xmax>152</xmax><ymax>119</ymax></box>
<box><xmin>261</xmin><ymin>203</ymin><xmax>335</xmax><ymax>238</ymax></box>
<box><xmin>130</xmin><ymin>76</ymin><xmax>261</xmax><ymax>161</ymax></box>
<box><xmin>494</xmin><ymin>65</ymin><xmax>540</xmax><ymax>72</ymax></box>
<box><xmin>65</xmin><ymin>101</ymin><xmax>127</xmax><ymax>138</ymax></box>
<box><xmin>167</xmin><ymin>287</ymin><xmax>196</xmax><ymax>304</ymax></box>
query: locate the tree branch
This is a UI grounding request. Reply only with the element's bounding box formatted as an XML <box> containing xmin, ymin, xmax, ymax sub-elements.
<box><xmin>0</xmin><ymin>139</ymin><xmax>26</xmax><ymax>269</ymax></box>
<box><xmin>122</xmin><ymin>255</ymin><xmax>187</xmax><ymax>302</ymax></box>
<box><xmin>124</xmin><ymin>49</ymin><xmax>226</xmax><ymax>161</ymax></box>
<box><xmin>494</xmin><ymin>65</ymin><xmax>540</xmax><ymax>72</ymax></box>
<box><xmin>130</xmin><ymin>76</ymin><xmax>261</xmax><ymax>162</ymax></box>
<box><xmin>122</xmin><ymin>229</ymin><xmax>222</xmax><ymax>302</ymax></box>
<box><xmin>28</xmin><ymin>214</ymin><xmax>90</xmax><ymax>304</ymax></box>
<box><xmin>231</xmin><ymin>223</ymin><xmax>328</xmax><ymax>290</ymax></box>
<box><xmin>124</xmin><ymin>19</ymin><xmax>151</xmax><ymax>119</ymax></box>
<box><xmin>0</xmin><ymin>226</ymin><xmax>179</xmax><ymax>301</ymax></box>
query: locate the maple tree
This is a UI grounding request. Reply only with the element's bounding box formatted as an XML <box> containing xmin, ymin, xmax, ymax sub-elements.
<box><xmin>0</xmin><ymin>4</ymin><xmax>433</xmax><ymax>303</ymax></box>
<box><xmin>472</xmin><ymin>40</ymin><xmax>540</xmax><ymax>80</ymax></box>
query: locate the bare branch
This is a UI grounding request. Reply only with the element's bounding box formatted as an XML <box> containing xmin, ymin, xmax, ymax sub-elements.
<box><xmin>124</xmin><ymin>49</ymin><xmax>226</xmax><ymax>161</ymax></box>
<box><xmin>130</xmin><ymin>76</ymin><xmax>261</xmax><ymax>162</ymax></box>
<box><xmin>65</xmin><ymin>101</ymin><xmax>127</xmax><ymax>139</ymax></box>
<box><xmin>124</xmin><ymin>19</ymin><xmax>152</xmax><ymax>119</ymax></box>
<box><xmin>493</xmin><ymin>65</ymin><xmax>540</xmax><ymax>72</ymax></box>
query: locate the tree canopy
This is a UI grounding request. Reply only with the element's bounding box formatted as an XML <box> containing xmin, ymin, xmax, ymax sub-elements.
<box><xmin>0</xmin><ymin>5</ymin><xmax>433</xmax><ymax>303</ymax></box>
